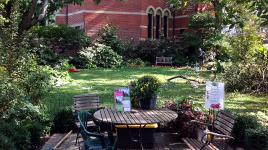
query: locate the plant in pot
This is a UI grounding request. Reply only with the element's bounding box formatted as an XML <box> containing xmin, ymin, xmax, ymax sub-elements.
<box><xmin>131</xmin><ymin>75</ymin><xmax>161</xmax><ymax>109</ymax></box>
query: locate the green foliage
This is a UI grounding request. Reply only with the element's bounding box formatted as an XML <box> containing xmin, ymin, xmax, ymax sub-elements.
<box><xmin>0</xmin><ymin>3</ymin><xmax>60</xmax><ymax>149</ymax></box>
<box><xmin>226</xmin><ymin>23</ymin><xmax>264</xmax><ymax>62</ymax></box>
<box><xmin>189</xmin><ymin>12</ymin><xmax>216</xmax><ymax>30</ymax></box>
<box><xmin>242</xmin><ymin>0</ymin><xmax>268</xmax><ymax>25</ymax></box>
<box><xmin>55</xmin><ymin>59</ymin><xmax>75</xmax><ymax>70</ymax></box>
<box><xmin>0</xmin><ymin>134</ymin><xmax>16</xmax><ymax>150</ymax></box>
<box><xmin>79</xmin><ymin>43</ymin><xmax>123</xmax><ymax>68</ymax></box>
<box><xmin>186</xmin><ymin>12</ymin><xmax>226</xmax><ymax>53</ymax></box>
<box><xmin>0</xmin><ymin>74</ymin><xmax>22</xmax><ymax>115</ymax></box>
<box><xmin>131</xmin><ymin>75</ymin><xmax>161</xmax><ymax>107</ymax></box>
<box><xmin>168</xmin><ymin>0</ymin><xmax>189</xmax><ymax>11</ymax></box>
<box><xmin>0</xmin><ymin>102</ymin><xmax>51</xmax><ymax>150</ymax></box>
<box><xmin>245</xmin><ymin>126</ymin><xmax>268</xmax><ymax>150</ymax></box>
<box><xmin>10</xmin><ymin>103</ymin><xmax>50</xmax><ymax>147</ymax></box>
<box><xmin>125</xmin><ymin>58</ymin><xmax>145</xmax><ymax>67</ymax></box>
<box><xmin>97</xmin><ymin>24</ymin><xmax>125</xmax><ymax>56</ymax></box>
<box><xmin>31</xmin><ymin>25</ymin><xmax>90</xmax><ymax>51</ymax></box>
<box><xmin>223</xmin><ymin>19</ymin><xmax>268</xmax><ymax>93</ymax></box>
<box><xmin>52</xmin><ymin>107</ymin><xmax>76</xmax><ymax>133</ymax></box>
<box><xmin>29</xmin><ymin>25</ymin><xmax>91</xmax><ymax>66</ymax></box>
<box><xmin>20</xmin><ymin>63</ymin><xmax>54</xmax><ymax>104</ymax></box>
<box><xmin>232</xmin><ymin>114</ymin><xmax>262</xmax><ymax>146</ymax></box>
<box><xmin>69</xmin><ymin>56</ymin><xmax>89</xmax><ymax>69</ymax></box>
<box><xmin>223</xmin><ymin>63</ymin><xmax>268</xmax><ymax>93</ymax></box>
<box><xmin>0</xmin><ymin>120</ymin><xmax>30</xmax><ymax>150</ymax></box>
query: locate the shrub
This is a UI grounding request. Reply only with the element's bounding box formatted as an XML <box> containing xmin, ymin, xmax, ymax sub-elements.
<box><xmin>7</xmin><ymin>102</ymin><xmax>51</xmax><ymax>148</ymax></box>
<box><xmin>125</xmin><ymin>58</ymin><xmax>145</xmax><ymax>67</ymax></box>
<box><xmin>223</xmin><ymin>63</ymin><xmax>268</xmax><ymax>93</ymax></box>
<box><xmin>80</xmin><ymin>43</ymin><xmax>123</xmax><ymax>68</ymax></box>
<box><xmin>29</xmin><ymin>25</ymin><xmax>91</xmax><ymax>66</ymax></box>
<box><xmin>0</xmin><ymin>6</ymin><xmax>52</xmax><ymax>149</ymax></box>
<box><xmin>0</xmin><ymin>134</ymin><xmax>16</xmax><ymax>150</ymax></box>
<box><xmin>232</xmin><ymin>114</ymin><xmax>262</xmax><ymax>146</ymax></box>
<box><xmin>245</xmin><ymin>127</ymin><xmax>268</xmax><ymax>150</ymax></box>
<box><xmin>52</xmin><ymin>107</ymin><xmax>76</xmax><ymax>133</ymax></box>
<box><xmin>0</xmin><ymin>120</ymin><xmax>30</xmax><ymax>150</ymax></box>
<box><xmin>55</xmin><ymin>59</ymin><xmax>74</xmax><ymax>70</ymax></box>
<box><xmin>69</xmin><ymin>56</ymin><xmax>89</xmax><ymax>69</ymax></box>
<box><xmin>30</xmin><ymin>25</ymin><xmax>91</xmax><ymax>53</ymax></box>
<box><xmin>21</xmin><ymin>63</ymin><xmax>53</xmax><ymax>104</ymax></box>
<box><xmin>97</xmin><ymin>24</ymin><xmax>125</xmax><ymax>55</ymax></box>
<box><xmin>226</xmin><ymin>22</ymin><xmax>264</xmax><ymax>63</ymax></box>
<box><xmin>0</xmin><ymin>102</ymin><xmax>51</xmax><ymax>150</ymax></box>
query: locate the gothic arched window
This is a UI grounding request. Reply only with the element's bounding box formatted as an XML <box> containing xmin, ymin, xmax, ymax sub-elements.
<box><xmin>147</xmin><ymin>9</ymin><xmax>154</xmax><ymax>39</ymax></box>
<box><xmin>163</xmin><ymin>11</ymin><xmax>170</xmax><ymax>38</ymax></box>
<box><xmin>156</xmin><ymin>9</ymin><xmax>162</xmax><ymax>39</ymax></box>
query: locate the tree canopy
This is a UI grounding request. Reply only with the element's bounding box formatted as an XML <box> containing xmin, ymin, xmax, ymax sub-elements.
<box><xmin>169</xmin><ymin>0</ymin><xmax>268</xmax><ymax>27</ymax></box>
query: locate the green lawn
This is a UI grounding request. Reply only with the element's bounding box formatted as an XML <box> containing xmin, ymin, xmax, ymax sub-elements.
<box><xmin>43</xmin><ymin>67</ymin><xmax>268</xmax><ymax>117</ymax></box>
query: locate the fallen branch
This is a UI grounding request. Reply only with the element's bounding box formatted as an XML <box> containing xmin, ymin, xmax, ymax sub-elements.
<box><xmin>167</xmin><ymin>75</ymin><xmax>205</xmax><ymax>84</ymax></box>
<box><xmin>53</xmin><ymin>130</ymin><xmax>73</xmax><ymax>149</ymax></box>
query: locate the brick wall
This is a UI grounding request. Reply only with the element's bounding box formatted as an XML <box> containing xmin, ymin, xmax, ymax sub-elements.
<box><xmin>55</xmin><ymin>0</ymin><xmax>198</xmax><ymax>41</ymax></box>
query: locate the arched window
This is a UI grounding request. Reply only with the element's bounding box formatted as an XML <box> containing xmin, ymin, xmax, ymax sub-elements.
<box><xmin>156</xmin><ymin>9</ymin><xmax>162</xmax><ymax>39</ymax></box>
<box><xmin>163</xmin><ymin>11</ymin><xmax>170</xmax><ymax>38</ymax></box>
<box><xmin>147</xmin><ymin>9</ymin><xmax>154</xmax><ymax>39</ymax></box>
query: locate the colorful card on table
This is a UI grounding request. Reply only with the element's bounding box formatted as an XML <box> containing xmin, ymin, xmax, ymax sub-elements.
<box><xmin>114</xmin><ymin>87</ymin><xmax>131</xmax><ymax>112</ymax></box>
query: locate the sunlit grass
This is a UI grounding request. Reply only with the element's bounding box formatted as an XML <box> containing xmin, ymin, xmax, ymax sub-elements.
<box><xmin>43</xmin><ymin>67</ymin><xmax>268</xmax><ymax>117</ymax></box>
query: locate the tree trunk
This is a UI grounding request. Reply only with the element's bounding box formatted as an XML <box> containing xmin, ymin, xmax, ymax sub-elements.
<box><xmin>211</xmin><ymin>0</ymin><xmax>222</xmax><ymax>31</ymax></box>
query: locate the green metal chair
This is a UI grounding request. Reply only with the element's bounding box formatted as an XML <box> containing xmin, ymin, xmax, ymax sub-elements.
<box><xmin>73</xmin><ymin>94</ymin><xmax>101</xmax><ymax>145</ymax></box>
<box><xmin>78</xmin><ymin>111</ymin><xmax>114</xmax><ymax>150</ymax></box>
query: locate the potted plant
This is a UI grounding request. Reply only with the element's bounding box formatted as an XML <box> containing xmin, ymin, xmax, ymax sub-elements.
<box><xmin>131</xmin><ymin>75</ymin><xmax>161</xmax><ymax>109</ymax></box>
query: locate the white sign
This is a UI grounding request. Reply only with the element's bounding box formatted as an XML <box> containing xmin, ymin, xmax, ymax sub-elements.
<box><xmin>205</xmin><ymin>82</ymin><xmax>224</xmax><ymax>110</ymax></box>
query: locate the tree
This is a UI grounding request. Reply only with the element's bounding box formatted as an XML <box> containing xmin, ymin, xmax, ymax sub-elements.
<box><xmin>196</xmin><ymin>0</ymin><xmax>268</xmax><ymax>27</ymax></box>
<box><xmin>241</xmin><ymin>0</ymin><xmax>268</xmax><ymax>25</ymax></box>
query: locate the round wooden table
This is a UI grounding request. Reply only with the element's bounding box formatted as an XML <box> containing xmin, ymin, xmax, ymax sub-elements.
<box><xmin>93</xmin><ymin>108</ymin><xmax>178</xmax><ymax>125</ymax></box>
<box><xmin>94</xmin><ymin>108</ymin><xmax>178</xmax><ymax>149</ymax></box>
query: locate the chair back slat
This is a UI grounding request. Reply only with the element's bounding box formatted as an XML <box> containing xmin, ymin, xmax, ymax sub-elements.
<box><xmin>214</xmin><ymin>110</ymin><xmax>236</xmax><ymax>136</ymax></box>
<box><xmin>74</xmin><ymin>94</ymin><xmax>100</xmax><ymax>112</ymax></box>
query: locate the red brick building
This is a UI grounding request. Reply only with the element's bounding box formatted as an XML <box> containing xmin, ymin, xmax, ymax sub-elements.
<box><xmin>56</xmin><ymin>0</ymin><xmax>199</xmax><ymax>42</ymax></box>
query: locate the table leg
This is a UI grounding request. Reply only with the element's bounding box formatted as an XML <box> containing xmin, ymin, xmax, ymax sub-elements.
<box><xmin>108</xmin><ymin>124</ymin><xmax>114</xmax><ymax>146</ymax></box>
<box><xmin>139</xmin><ymin>124</ymin><xmax>146</xmax><ymax>150</ymax></box>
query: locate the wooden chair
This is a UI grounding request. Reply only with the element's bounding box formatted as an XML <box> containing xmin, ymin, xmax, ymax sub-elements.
<box><xmin>73</xmin><ymin>94</ymin><xmax>101</xmax><ymax>145</ymax></box>
<box><xmin>182</xmin><ymin>110</ymin><xmax>236</xmax><ymax>150</ymax></box>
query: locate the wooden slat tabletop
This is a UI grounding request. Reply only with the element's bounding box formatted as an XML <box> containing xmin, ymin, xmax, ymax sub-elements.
<box><xmin>93</xmin><ymin>108</ymin><xmax>178</xmax><ymax>125</ymax></box>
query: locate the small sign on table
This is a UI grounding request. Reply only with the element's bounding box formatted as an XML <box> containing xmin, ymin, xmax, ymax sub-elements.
<box><xmin>205</xmin><ymin>82</ymin><xmax>224</xmax><ymax>110</ymax></box>
<box><xmin>114</xmin><ymin>87</ymin><xmax>131</xmax><ymax>112</ymax></box>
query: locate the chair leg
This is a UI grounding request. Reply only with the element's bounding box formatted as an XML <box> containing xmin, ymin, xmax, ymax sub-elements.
<box><xmin>75</xmin><ymin>130</ymin><xmax>80</xmax><ymax>145</ymax></box>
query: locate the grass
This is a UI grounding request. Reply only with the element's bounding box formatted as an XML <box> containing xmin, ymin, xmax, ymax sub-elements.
<box><xmin>43</xmin><ymin>67</ymin><xmax>268</xmax><ymax>117</ymax></box>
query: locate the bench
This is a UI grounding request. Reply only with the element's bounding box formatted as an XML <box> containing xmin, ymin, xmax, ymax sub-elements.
<box><xmin>182</xmin><ymin>110</ymin><xmax>236</xmax><ymax>150</ymax></box>
<box><xmin>155</xmin><ymin>57</ymin><xmax>172</xmax><ymax>66</ymax></box>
